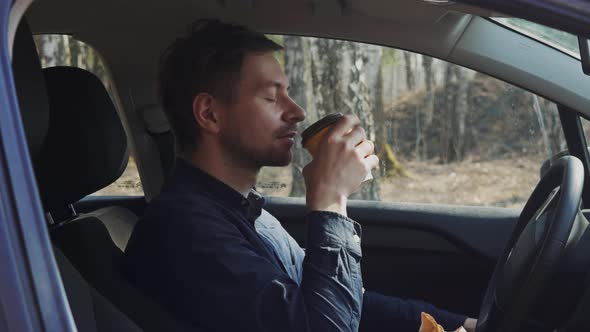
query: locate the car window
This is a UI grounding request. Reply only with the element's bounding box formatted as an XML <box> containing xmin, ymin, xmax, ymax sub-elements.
<box><xmin>492</xmin><ymin>18</ymin><xmax>580</xmax><ymax>60</ymax></box>
<box><xmin>33</xmin><ymin>34</ymin><xmax>143</xmax><ymax>196</ymax></box>
<box><xmin>256</xmin><ymin>36</ymin><xmax>566</xmax><ymax>208</ymax></box>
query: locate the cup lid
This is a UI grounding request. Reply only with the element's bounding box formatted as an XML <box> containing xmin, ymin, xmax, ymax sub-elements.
<box><xmin>301</xmin><ymin>113</ymin><xmax>343</xmax><ymax>147</ymax></box>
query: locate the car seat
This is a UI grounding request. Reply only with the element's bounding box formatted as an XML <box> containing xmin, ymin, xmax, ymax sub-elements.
<box><xmin>13</xmin><ymin>18</ymin><xmax>193</xmax><ymax>332</ymax></box>
<box><xmin>12</xmin><ymin>18</ymin><xmax>142</xmax><ymax>332</ymax></box>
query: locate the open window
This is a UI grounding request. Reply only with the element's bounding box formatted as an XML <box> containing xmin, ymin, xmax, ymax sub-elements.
<box><xmin>256</xmin><ymin>35</ymin><xmax>566</xmax><ymax>208</ymax></box>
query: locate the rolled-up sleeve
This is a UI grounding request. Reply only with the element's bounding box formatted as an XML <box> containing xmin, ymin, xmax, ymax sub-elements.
<box><xmin>303</xmin><ymin>211</ymin><xmax>364</xmax><ymax>331</ymax></box>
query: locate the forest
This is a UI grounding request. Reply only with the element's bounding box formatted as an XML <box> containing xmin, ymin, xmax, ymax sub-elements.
<box><xmin>270</xmin><ymin>34</ymin><xmax>565</xmax><ymax>204</ymax></box>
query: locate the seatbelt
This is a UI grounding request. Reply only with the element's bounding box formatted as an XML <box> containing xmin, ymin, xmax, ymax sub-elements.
<box><xmin>137</xmin><ymin>104</ymin><xmax>174</xmax><ymax>193</ymax></box>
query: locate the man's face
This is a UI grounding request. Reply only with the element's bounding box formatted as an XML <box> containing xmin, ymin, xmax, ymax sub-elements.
<box><xmin>217</xmin><ymin>52</ymin><xmax>305</xmax><ymax>169</ymax></box>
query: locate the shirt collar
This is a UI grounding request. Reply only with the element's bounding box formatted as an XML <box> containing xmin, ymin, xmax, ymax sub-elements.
<box><xmin>173</xmin><ymin>158</ymin><xmax>265</xmax><ymax>223</ymax></box>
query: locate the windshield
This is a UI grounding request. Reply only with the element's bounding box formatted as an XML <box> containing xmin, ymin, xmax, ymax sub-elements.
<box><xmin>492</xmin><ymin>17</ymin><xmax>580</xmax><ymax>59</ymax></box>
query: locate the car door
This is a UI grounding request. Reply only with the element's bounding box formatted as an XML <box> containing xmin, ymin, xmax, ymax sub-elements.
<box><xmin>266</xmin><ymin>197</ymin><xmax>517</xmax><ymax>317</ymax></box>
<box><xmin>0</xmin><ymin>3</ymin><xmax>76</xmax><ymax>332</ymax></box>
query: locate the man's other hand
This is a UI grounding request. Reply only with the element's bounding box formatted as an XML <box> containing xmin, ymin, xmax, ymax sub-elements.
<box><xmin>303</xmin><ymin>114</ymin><xmax>379</xmax><ymax>216</ymax></box>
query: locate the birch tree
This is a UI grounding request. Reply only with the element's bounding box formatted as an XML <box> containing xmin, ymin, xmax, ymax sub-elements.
<box><xmin>284</xmin><ymin>36</ymin><xmax>313</xmax><ymax>196</ymax></box>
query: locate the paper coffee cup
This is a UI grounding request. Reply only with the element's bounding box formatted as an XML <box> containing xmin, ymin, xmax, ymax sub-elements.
<box><xmin>301</xmin><ymin>113</ymin><xmax>373</xmax><ymax>183</ymax></box>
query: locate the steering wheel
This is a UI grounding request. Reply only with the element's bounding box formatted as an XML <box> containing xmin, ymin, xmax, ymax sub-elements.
<box><xmin>476</xmin><ymin>156</ymin><xmax>584</xmax><ymax>332</ymax></box>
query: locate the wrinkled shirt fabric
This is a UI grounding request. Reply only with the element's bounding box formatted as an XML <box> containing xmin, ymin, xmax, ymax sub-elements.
<box><xmin>124</xmin><ymin>158</ymin><xmax>465</xmax><ymax>332</ymax></box>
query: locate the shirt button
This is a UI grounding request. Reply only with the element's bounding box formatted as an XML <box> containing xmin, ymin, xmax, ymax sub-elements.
<box><xmin>241</xmin><ymin>200</ymin><xmax>248</xmax><ymax>206</ymax></box>
<box><xmin>353</xmin><ymin>234</ymin><xmax>361</xmax><ymax>243</ymax></box>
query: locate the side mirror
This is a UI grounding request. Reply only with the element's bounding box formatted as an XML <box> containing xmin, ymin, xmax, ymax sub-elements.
<box><xmin>579</xmin><ymin>36</ymin><xmax>590</xmax><ymax>75</ymax></box>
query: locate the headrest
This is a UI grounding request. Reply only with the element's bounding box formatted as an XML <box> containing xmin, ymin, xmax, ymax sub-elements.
<box><xmin>35</xmin><ymin>67</ymin><xmax>128</xmax><ymax>211</ymax></box>
<box><xmin>11</xmin><ymin>19</ymin><xmax>49</xmax><ymax>158</ymax></box>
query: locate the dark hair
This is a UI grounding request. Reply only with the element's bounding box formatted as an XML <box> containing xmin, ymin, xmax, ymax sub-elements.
<box><xmin>158</xmin><ymin>19</ymin><xmax>283</xmax><ymax>153</ymax></box>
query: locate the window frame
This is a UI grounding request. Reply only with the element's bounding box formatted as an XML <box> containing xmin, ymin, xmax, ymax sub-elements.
<box><xmin>563</xmin><ymin>109</ymin><xmax>590</xmax><ymax>207</ymax></box>
<box><xmin>33</xmin><ymin>33</ymin><xmax>145</xmax><ymax>198</ymax></box>
<box><xmin>0</xmin><ymin>13</ymin><xmax>76</xmax><ymax>332</ymax></box>
<box><xmin>257</xmin><ymin>34</ymin><xmax>569</xmax><ymax>208</ymax></box>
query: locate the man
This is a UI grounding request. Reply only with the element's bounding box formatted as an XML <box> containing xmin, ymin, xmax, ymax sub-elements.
<box><xmin>124</xmin><ymin>19</ymin><xmax>476</xmax><ymax>332</ymax></box>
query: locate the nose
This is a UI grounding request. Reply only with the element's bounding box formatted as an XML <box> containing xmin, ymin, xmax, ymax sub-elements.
<box><xmin>283</xmin><ymin>97</ymin><xmax>306</xmax><ymax>124</ymax></box>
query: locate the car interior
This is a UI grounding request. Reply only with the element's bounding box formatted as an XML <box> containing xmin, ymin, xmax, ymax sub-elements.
<box><xmin>6</xmin><ymin>0</ymin><xmax>590</xmax><ymax>331</ymax></box>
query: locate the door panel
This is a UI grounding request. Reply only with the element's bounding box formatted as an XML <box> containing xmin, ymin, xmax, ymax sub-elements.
<box><xmin>77</xmin><ymin>194</ymin><xmax>519</xmax><ymax>316</ymax></box>
<box><xmin>264</xmin><ymin>196</ymin><xmax>520</xmax><ymax>317</ymax></box>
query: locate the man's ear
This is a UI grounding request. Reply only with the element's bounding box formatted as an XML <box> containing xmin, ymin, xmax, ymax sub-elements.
<box><xmin>192</xmin><ymin>93</ymin><xmax>220</xmax><ymax>134</ymax></box>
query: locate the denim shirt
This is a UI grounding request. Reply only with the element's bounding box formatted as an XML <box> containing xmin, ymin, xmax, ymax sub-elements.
<box><xmin>255</xmin><ymin>209</ymin><xmax>306</xmax><ymax>283</ymax></box>
<box><xmin>250</xmin><ymin>196</ymin><xmax>467</xmax><ymax>332</ymax></box>
<box><xmin>124</xmin><ymin>158</ymin><xmax>364</xmax><ymax>332</ymax></box>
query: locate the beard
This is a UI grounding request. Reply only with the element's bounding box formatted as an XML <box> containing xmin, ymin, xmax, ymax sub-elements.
<box><xmin>218</xmin><ymin>128</ymin><xmax>293</xmax><ymax>169</ymax></box>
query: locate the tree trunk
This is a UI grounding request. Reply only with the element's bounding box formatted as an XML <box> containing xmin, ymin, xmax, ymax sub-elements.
<box><xmin>544</xmin><ymin>101</ymin><xmax>566</xmax><ymax>153</ymax></box>
<box><xmin>39</xmin><ymin>35</ymin><xmax>60</xmax><ymax>67</ymax></box>
<box><xmin>439</xmin><ymin>63</ymin><xmax>455</xmax><ymax>163</ymax></box>
<box><xmin>283</xmin><ymin>36</ymin><xmax>313</xmax><ymax>197</ymax></box>
<box><xmin>313</xmin><ymin>39</ymin><xmax>349</xmax><ymax>116</ymax></box>
<box><xmin>403</xmin><ymin>52</ymin><xmax>423</xmax><ymax>161</ymax></box>
<box><xmin>421</xmin><ymin>56</ymin><xmax>435</xmax><ymax>159</ymax></box>
<box><xmin>61</xmin><ymin>35</ymin><xmax>72</xmax><ymax>66</ymax></box>
<box><xmin>345</xmin><ymin>42</ymin><xmax>380</xmax><ymax>200</ymax></box>
<box><xmin>374</xmin><ymin>56</ymin><xmax>388</xmax><ymax>177</ymax></box>
<box><xmin>451</xmin><ymin>66</ymin><xmax>469</xmax><ymax>161</ymax></box>
<box><xmin>532</xmin><ymin>94</ymin><xmax>552</xmax><ymax>157</ymax></box>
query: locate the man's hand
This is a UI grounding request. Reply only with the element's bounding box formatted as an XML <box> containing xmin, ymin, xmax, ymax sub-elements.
<box><xmin>303</xmin><ymin>114</ymin><xmax>379</xmax><ymax>216</ymax></box>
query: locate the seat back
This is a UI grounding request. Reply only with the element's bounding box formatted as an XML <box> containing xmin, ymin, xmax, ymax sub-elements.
<box><xmin>54</xmin><ymin>247</ymin><xmax>143</xmax><ymax>332</ymax></box>
<box><xmin>35</xmin><ymin>66</ymin><xmax>192</xmax><ymax>331</ymax></box>
<box><xmin>12</xmin><ymin>19</ymin><xmax>142</xmax><ymax>332</ymax></box>
<box><xmin>52</xmin><ymin>215</ymin><xmax>191</xmax><ymax>332</ymax></box>
<box><xmin>35</xmin><ymin>66</ymin><xmax>128</xmax><ymax>212</ymax></box>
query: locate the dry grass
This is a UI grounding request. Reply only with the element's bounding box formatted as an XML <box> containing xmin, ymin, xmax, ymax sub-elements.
<box><xmin>380</xmin><ymin>157</ymin><xmax>542</xmax><ymax>208</ymax></box>
<box><xmin>256</xmin><ymin>166</ymin><xmax>294</xmax><ymax>197</ymax></box>
<box><xmin>92</xmin><ymin>158</ymin><xmax>144</xmax><ymax>196</ymax></box>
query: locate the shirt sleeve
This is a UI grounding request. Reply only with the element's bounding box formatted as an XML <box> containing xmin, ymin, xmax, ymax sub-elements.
<box><xmin>303</xmin><ymin>211</ymin><xmax>364</xmax><ymax>331</ymax></box>
<box><xmin>133</xmin><ymin>206</ymin><xmax>364</xmax><ymax>332</ymax></box>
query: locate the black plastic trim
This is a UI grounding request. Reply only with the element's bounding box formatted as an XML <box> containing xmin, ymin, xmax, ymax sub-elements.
<box><xmin>455</xmin><ymin>0</ymin><xmax>590</xmax><ymax>38</ymax></box>
<box><xmin>265</xmin><ymin>197</ymin><xmax>519</xmax><ymax>260</ymax></box>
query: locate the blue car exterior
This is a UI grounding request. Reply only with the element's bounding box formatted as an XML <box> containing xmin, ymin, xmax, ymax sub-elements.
<box><xmin>0</xmin><ymin>1</ymin><xmax>75</xmax><ymax>331</ymax></box>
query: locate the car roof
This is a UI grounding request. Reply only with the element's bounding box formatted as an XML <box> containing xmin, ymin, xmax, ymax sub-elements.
<box><xmin>24</xmin><ymin>0</ymin><xmax>590</xmax><ymax>117</ymax></box>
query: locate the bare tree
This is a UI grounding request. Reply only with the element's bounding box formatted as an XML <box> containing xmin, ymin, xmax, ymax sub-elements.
<box><xmin>439</xmin><ymin>63</ymin><xmax>454</xmax><ymax>163</ymax></box>
<box><xmin>283</xmin><ymin>36</ymin><xmax>313</xmax><ymax>197</ymax></box>
<box><xmin>403</xmin><ymin>52</ymin><xmax>423</xmax><ymax>161</ymax></box>
<box><xmin>421</xmin><ymin>56</ymin><xmax>435</xmax><ymax>159</ymax></box>
<box><xmin>452</xmin><ymin>65</ymin><xmax>469</xmax><ymax>161</ymax></box>
<box><xmin>536</xmin><ymin>97</ymin><xmax>565</xmax><ymax>156</ymax></box>
<box><xmin>312</xmin><ymin>39</ymin><xmax>349</xmax><ymax>116</ymax></box>
<box><xmin>345</xmin><ymin>42</ymin><xmax>380</xmax><ymax>200</ymax></box>
<box><xmin>438</xmin><ymin>64</ymin><xmax>470</xmax><ymax>163</ymax></box>
<box><xmin>544</xmin><ymin>101</ymin><xmax>566</xmax><ymax>153</ymax></box>
<box><xmin>532</xmin><ymin>94</ymin><xmax>552</xmax><ymax>157</ymax></box>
